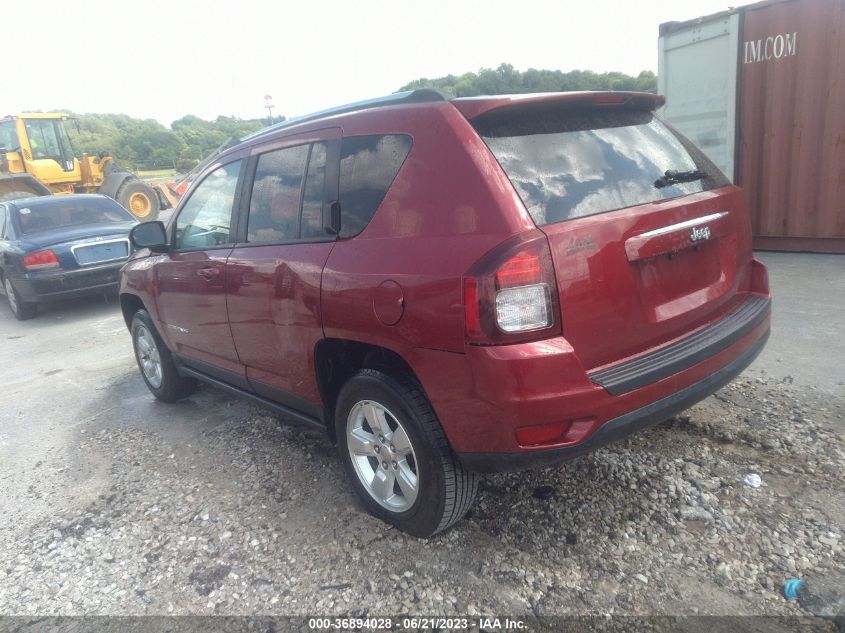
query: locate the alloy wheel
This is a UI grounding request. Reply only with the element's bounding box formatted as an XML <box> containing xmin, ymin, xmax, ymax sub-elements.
<box><xmin>346</xmin><ymin>400</ymin><xmax>419</xmax><ymax>512</ymax></box>
<box><xmin>135</xmin><ymin>324</ymin><xmax>163</xmax><ymax>388</ymax></box>
<box><xmin>4</xmin><ymin>278</ymin><xmax>18</xmax><ymax>314</ymax></box>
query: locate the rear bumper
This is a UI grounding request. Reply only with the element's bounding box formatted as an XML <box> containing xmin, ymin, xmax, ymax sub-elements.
<box><xmin>410</xmin><ymin>288</ymin><xmax>771</xmax><ymax>473</ymax></box>
<box><xmin>588</xmin><ymin>294</ymin><xmax>770</xmax><ymax>395</ymax></box>
<box><xmin>10</xmin><ymin>263</ymin><xmax>124</xmax><ymax>303</ymax></box>
<box><xmin>459</xmin><ymin>326</ymin><xmax>769</xmax><ymax>472</ymax></box>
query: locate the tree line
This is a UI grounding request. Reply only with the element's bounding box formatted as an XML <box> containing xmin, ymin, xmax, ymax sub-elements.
<box><xmin>65</xmin><ymin>64</ymin><xmax>656</xmax><ymax>172</ymax></box>
<box><xmin>400</xmin><ymin>63</ymin><xmax>657</xmax><ymax>97</ymax></box>
<box><xmin>67</xmin><ymin>113</ymin><xmax>273</xmax><ymax>172</ymax></box>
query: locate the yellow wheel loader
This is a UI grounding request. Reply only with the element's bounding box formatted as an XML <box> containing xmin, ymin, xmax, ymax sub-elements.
<box><xmin>0</xmin><ymin>113</ymin><xmax>166</xmax><ymax>221</ymax></box>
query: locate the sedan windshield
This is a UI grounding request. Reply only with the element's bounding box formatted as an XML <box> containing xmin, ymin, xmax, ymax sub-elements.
<box><xmin>14</xmin><ymin>198</ymin><xmax>135</xmax><ymax>234</ymax></box>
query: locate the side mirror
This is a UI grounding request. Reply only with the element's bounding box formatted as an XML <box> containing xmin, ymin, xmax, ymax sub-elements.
<box><xmin>130</xmin><ymin>221</ymin><xmax>169</xmax><ymax>252</ymax></box>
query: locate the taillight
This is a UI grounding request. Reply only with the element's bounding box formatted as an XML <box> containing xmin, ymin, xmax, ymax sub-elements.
<box><xmin>463</xmin><ymin>278</ymin><xmax>482</xmax><ymax>338</ymax></box>
<box><xmin>495</xmin><ymin>284</ymin><xmax>551</xmax><ymax>332</ymax></box>
<box><xmin>22</xmin><ymin>249</ymin><xmax>60</xmax><ymax>270</ymax></box>
<box><xmin>463</xmin><ymin>231</ymin><xmax>561</xmax><ymax>345</ymax></box>
<box><xmin>495</xmin><ymin>254</ymin><xmax>542</xmax><ymax>287</ymax></box>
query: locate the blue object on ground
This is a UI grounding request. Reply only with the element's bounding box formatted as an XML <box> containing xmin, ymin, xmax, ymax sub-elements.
<box><xmin>784</xmin><ymin>578</ymin><xmax>805</xmax><ymax>600</ymax></box>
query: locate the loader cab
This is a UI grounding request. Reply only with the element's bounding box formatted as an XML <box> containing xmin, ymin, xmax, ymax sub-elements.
<box><xmin>0</xmin><ymin>120</ymin><xmax>19</xmax><ymax>154</ymax></box>
<box><xmin>0</xmin><ymin>114</ymin><xmax>82</xmax><ymax>189</ymax></box>
<box><xmin>18</xmin><ymin>115</ymin><xmax>81</xmax><ymax>184</ymax></box>
<box><xmin>0</xmin><ymin>119</ymin><xmax>24</xmax><ymax>175</ymax></box>
<box><xmin>23</xmin><ymin>118</ymin><xmax>76</xmax><ymax>172</ymax></box>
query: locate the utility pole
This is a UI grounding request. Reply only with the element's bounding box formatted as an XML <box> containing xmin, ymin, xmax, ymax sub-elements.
<box><xmin>264</xmin><ymin>94</ymin><xmax>275</xmax><ymax>125</ymax></box>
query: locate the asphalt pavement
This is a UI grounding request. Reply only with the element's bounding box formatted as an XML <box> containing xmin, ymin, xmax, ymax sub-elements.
<box><xmin>750</xmin><ymin>252</ymin><xmax>845</xmax><ymax>395</ymax></box>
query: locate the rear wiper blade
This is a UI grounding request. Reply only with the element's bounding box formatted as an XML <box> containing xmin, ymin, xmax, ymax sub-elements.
<box><xmin>654</xmin><ymin>169</ymin><xmax>707</xmax><ymax>189</ymax></box>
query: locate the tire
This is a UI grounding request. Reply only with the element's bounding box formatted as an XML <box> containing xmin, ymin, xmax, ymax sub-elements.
<box><xmin>130</xmin><ymin>309</ymin><xmax>196</xmax><ymax>402</ymax></box>
<box><xmin>3</xmin><ymin>276</ymin><xmax>37</xmax><ymax>320</ymax></box>
<box><xmin>115</xmin><ymin>179</ymin><xmax>160</xmax><ymax>222</ymax></box>
<box><xmin>335</xmin><ymin>369</ymin><xmax>478</xmax><ymax>538</ymax></box>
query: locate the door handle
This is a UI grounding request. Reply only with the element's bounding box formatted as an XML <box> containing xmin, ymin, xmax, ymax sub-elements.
<box><xmin>197</xmin><ymin>266</ymin><xmax>221</xmax><ymax>280</ymax></box>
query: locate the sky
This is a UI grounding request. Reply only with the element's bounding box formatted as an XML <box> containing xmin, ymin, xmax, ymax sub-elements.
<box><xmin>2</xmin><ymin>0</ymin><xmax>736</xmax><ymax>126</ymax></box>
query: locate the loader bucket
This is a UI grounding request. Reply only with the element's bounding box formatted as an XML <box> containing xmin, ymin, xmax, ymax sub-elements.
<box><xmin>149</xmin><ymin>182</ymin><xmax>179</xmax><ymax>210</ymax></box>
<box><xmin>0</xmin><ymin>174</ymin><xmax>52</xmax><ymax>203</ymax></box>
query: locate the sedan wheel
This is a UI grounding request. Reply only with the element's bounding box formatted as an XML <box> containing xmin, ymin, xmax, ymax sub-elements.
<box><xmin>4</xmin><ymin>277</ymin><xmax>36</xmax><ymax>320</ymax></box>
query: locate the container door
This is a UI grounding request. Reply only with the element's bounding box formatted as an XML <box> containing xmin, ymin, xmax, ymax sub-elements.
<box><xmin>738</xmin><ymin>0</ymin><xmax>845</xmax><ymax>251</ymax></box>
<box><xmin>658</xmin><ymin>12</ymin><xmax>740</xmax><ymax>181</ymax></box>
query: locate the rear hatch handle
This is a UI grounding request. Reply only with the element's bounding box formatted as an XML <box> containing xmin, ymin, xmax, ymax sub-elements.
<box><xmin>625</xmin><ymin>211</ymin><xmax>731</xmax><ymax>262</ymax></box>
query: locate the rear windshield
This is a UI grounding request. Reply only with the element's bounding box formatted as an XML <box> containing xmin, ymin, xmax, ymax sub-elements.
<box><xmin>13</xmin><ymin>197</ymin><xmax>134</xmax><ymax>234</ymax></box>
<box><xmin>474</xmin><ymin>106</ymin><xmax>729</xmax><ymax>226</ymax></box>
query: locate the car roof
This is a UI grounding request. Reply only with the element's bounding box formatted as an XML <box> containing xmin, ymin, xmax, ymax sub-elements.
<box><xmin>6</xmin><ymin>194</ymin><xmax>115</xmax><ymax>210</ymax></box>
<box><xmin>214</xmin><ymin>89</ymin><xmax>665</xmax><ymax>164</ymax></box>
<box><xmin>239</xmin><ymin>89</ymin><xmax>448</xmax><ymax>144</ymax></box>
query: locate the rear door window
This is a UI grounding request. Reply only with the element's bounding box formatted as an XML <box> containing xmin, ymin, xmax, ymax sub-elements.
<box><xmin>338</xmin><ymin>135</ymin><xmax>411</xmax><ymax>238</ymax></box>
<box><xmin>246</xmin><ymin>142</ymin><xmax>329</xmax><ymax>242</ymax></box>
<box><xmin>474</xmin><ymin>107</ymin><xmax>728</xmax><ymax>226</ymax></box>
<box><xmin>247</xmin><ymin>145</ymin><xmax>309</xmax><ymax>243</ymax></box>
<box><xmin>301</xmin><ymin>143</ymin><xmax>328</xmax><ymax>239</ymax></box>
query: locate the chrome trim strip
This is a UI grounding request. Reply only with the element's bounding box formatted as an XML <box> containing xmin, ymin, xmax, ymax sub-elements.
<box><xmin>70</xmin><ymin>238</ymin><xmax>130</xmax><ymax>267</ymax></box>
<box><xmin>637</xmin><ymin>211</ymin><xmax>728</xmax><ymax>239</ymax></box>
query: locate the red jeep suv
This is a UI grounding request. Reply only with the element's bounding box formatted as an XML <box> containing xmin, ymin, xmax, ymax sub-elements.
<box><xmin>120</xmin><ymin>90</ymin><xmax>771</xmax><ymax>537</ymax></box>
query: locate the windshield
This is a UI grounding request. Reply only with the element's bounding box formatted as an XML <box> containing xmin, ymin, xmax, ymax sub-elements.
<box><xmin>0</xmin><ymin>121</ymin><xmax>18</xmax><ymax>152</ymax></box>
<box><xmin>475</xmin><ymin>107</ymin><xmax>729</xmax><ymax>226</ymax></box>
<box><xmin>13</xmin><ymin>197</ymin><xmax>135</xmax><ymax>234</ymax></box>
<box><xmin>23</xmin><ymin>119</ymin><xmax>76</xmax><ymax>172</ymax></box>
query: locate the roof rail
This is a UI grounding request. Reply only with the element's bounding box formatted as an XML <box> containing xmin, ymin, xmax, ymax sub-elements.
<box><xmin>241</xmin><ymin>89</ymin><xmax>448</xmax><ymax>143</ymax></box>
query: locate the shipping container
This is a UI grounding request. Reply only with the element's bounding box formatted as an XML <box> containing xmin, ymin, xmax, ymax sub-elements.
<box><xmin>658</xmin><ymin>0</ymin><xmax>845</xmax><ymax>253</ymax></box>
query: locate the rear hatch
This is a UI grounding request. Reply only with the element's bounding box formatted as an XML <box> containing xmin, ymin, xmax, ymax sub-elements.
<box><xmin>457</xmin><ymin>93</ymin><xmax>752</xmax><ymax>369</ymax></box>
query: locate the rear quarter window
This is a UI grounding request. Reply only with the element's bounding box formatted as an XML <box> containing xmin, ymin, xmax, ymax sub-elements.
<box><xmin>474</xmin><ymin>106</ymin><xmax>729</xmax><ymax>226</ymax></box>
<box><xmin>338</xmin><ymin>134</ymin><xmax>411</xmax><ymax>238</ymax></box>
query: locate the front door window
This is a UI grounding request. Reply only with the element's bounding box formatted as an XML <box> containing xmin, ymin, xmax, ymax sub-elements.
<box><xmin>175</xmin><ymin>160</ymin><xmax>242</xmax><ymax>249</ymax></box>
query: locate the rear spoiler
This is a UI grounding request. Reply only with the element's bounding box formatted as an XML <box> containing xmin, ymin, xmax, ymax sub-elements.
<box><xmin>451</xmin><ymin>91</ymin><xmax>665</xmax><ymax>120</ymax></box>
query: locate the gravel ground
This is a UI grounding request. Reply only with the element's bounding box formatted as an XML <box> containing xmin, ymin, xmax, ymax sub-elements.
<box><xmin>1</xmin><ymin>358</ymin><xmax>843</xmax><ymax>619</ymax></box>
